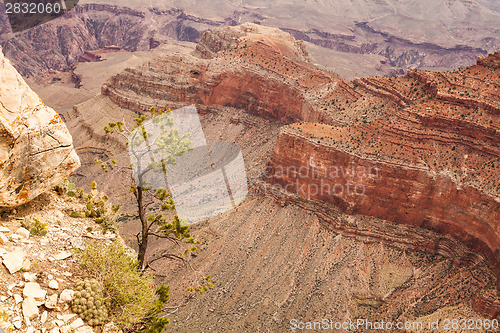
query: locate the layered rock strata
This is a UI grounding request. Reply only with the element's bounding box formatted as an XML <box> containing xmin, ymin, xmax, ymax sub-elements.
<box><xmin>2</xmin><ymin>2</ymin><xmax>499</xmax><ymax>78</ymax></box>
<box><xmin>102</xmin><ymin>23</ymin><xmax>339</xmax><ymax>124</ymax></box>
<box><xmin>265</xmin><ymin>52</ymin><xmax>500</xmax><ymax>298</ymax></box>
<box><xmin>96</xmin><ymin>24</ymin><xmax>500</xmax><ymax>316</ymax></box>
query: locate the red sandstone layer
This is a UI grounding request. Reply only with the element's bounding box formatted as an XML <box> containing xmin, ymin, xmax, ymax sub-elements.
<box><xmin>265</xmin><ymin>53</ymin><xmax>499</xmax><ymax>302</ymax></box>
<box><xmin>267</xmin><ymin>126</ymin><xmax>499</xmax><ymax>278</ymax></box>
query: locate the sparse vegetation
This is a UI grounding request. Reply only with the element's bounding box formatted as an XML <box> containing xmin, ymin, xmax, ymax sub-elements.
<box><xmin>75</xmin><ymin>240</ymin><xmax>169</xmax><ymax>331</ymax></box>
<box><xmin>54</xmin><ymin>178</ymin><xmax>78</xmax><ymax>197</ymax></box>
<box><xmin>21</xmin><ymin>217</ymin><xmax>47</xmax><ymax>236</ymax></box>
<box><xmin>68</xmin><ymin>182</ymin><xmax>120</xmax><ymax>233</ymax></box>
<box><xmin>101</xmin><ymin>107</ymin><xmax>200</xmax><ymax>268</ymax></box>
<box><xmin>96</xmin><ymin>106</ymin><xmax>214</xmax><ymax>330</ymax></box>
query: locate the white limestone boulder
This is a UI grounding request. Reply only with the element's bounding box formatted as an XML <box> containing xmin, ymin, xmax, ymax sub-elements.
<box><xmin>2</xmin><ymin>248</ymin><xmax>27</xmax><ymax>273</ymax></box>
<box><xmin>0</xmin><ymin>46</ymin><xmax>80</xmax><ymax>207</ymax></box>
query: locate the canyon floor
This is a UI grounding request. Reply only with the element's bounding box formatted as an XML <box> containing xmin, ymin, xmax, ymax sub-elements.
<box><xmin>24</xmin><ymin>22</ymin><xmax>500</xmax><ymax>333</ymax></box>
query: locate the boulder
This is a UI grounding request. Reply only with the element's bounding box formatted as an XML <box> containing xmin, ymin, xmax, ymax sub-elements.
<box><xmin>75</xmin><ymin>326</ymin><xmax>95</xmax><ymax>333</ymax></box>
<box><xmin>23</xmin><ymin>282</ymin><xmax>47</xmax><ymax>302</ymax></box>
<box><xmin>13</xmin><ymin>294</ymin><xmax>22</xmax><ymax>304</ymax></box>
<box><xmin>45</xmin><ymin>293</ymin><xmax>58</xmax><ymax>309</ymax></box>
<box><xmin>2</xmin><ymin>248</ymin><xmax>27</xmax><ymax>273</ymax></box>
<box><xmin>69</xmin><ymin>318</ymin><xmax>84</xmax><ymax>329</ymax></box>
<box><xmin>54</xmin><ymin>251</ymin><xmax>72</xmax><ymax>260</ymax></box>
<box><xmin>61</xmin><ymin>318</ymin><xmax>85</xmax><ymax>333</ymax></box>
<box><xmin>15</xmin><ymin>227</ymin><xmax>30</xmax><ymax>239</ymax></box>
<box><xmin>22</xmin><ymin>296</ymin><xmax>39</xmax><ymax>323</ymax></box>
<box><xmin>58</xmin><ymin>289</ymin><xmax>74</xmax><ymax>303</ymax></box>
<box><xmin>13</xmin><ymin>318</ymin><xmax>22</xmax><ymax>329</ymax></box>
<box><xmin>0</xmin><ymin>233</ymin><xmax>8</xmax><ymax>245</ymax></box>
<box><xmin>0</xmin><ymin>46</ymin><xmax>80</xmax><ymax>207</ymax></box>
<box><xmin>40</xmin><ymin>310</ymin><xmax>48</xmax><ymax>324</ymax></box>
<box><xmin>23</xmin><ymin>272</ymin><xmax>37</xmax><ymax>282</ymax></box>
<box><xmin>48</xmin><ymin>280</ymin><xmax>59</xmax><ymax>290</ymax></box>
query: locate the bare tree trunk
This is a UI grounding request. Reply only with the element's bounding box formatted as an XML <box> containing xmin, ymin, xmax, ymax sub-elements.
<box><xmin>137</xmin><ymin>186</ymin><xmax>148</xmax><ymax>269</ymax></box>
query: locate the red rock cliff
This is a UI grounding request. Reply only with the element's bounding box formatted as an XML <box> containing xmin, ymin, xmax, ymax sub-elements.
<box><xmin>267</xmin><ymin>126</ymin><xmax>499</xmax><ymax>275</ymax></box>
<box><xmin>266</xmin><ymin>51</ymin><xmax>500</xmax><ymax>300</ymax></box>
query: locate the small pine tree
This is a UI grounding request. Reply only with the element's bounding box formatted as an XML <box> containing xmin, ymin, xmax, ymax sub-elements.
<box><xmin>101</xmin><ymin>107</ymin><xmax>198</xmax><ymax>268</ymax></box>
<box><xmin>99</xmin><ymin>107</ymin><xmax>213</xmax><ymax>330</ymax></box>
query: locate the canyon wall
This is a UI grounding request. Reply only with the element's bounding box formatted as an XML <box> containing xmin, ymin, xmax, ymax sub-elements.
<box><xmin>102</xmin><ymin>66</ymin><xmax>317</xmax><ymax>123</ymax></box>
<box><xmin>264</xmin><ymin>51</ymin><xmax>500</xmax><ymax>301</ymax></box>
<box><xmin>266</xmin><ymin>127</ymin><xmax>499</xmax><ymax>281</ymax></box>
<box><xmin>90</xmin><ymin>24</ymin><xmax>500</xmax><ymax>317</ymax></box>
<box><xmin>102</xmin><ymin>23</ymin><xmax>338</xmax><ymax>124</ymax></box>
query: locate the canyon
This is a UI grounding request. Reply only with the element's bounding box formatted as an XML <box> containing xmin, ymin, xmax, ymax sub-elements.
<box><xmin>65</xmin><ymin>23</ymin><xmax>499</xmax><ymax>325</ymax></box>
<box><xmin>1</xmin><ymin>0</ymin><xmax>500</xmax><ymax>79</ymax></box>
<box><xmin>2</xmin><ymin>14</ymin><xmax>498</xmax><ymax>330</ymax></box>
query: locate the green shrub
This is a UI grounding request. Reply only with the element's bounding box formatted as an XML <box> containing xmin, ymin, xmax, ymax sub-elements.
<box><xmin>75</xmin><ymin>240</ymin><xmax>169</xmax><ymax>331</ymax></box>
<box><xmin>70</xmin><ymin>211</ymin><xmax>85</xmax><ymax>218</ymax></box>
<box><xmin>82</xmin><ymin>188</ymin><xmax>120</xmax><ymax>232</ymax></box>
<box><xmin>21</xmin><ymin>217</ymin><xmax>47</xmax><ymax>236</ymax></box>
<box><xmin>69</xmin><ymin>184</ymin><xmax>120</xmax><ymax>232</ymax></box>
<box><xmin>54</xmin><ymin>179</ymin><xmax>80</xmax><ymax>197</ymax></box>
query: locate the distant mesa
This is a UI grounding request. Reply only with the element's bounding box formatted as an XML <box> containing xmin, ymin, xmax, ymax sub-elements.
<box><xmin>0</xmin><ymin>46</ymin><xmax>80</xmax><ymax>206</ymax></box>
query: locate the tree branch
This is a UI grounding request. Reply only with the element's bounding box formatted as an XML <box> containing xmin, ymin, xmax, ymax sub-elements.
<box><xmin>144</xmin><ymin>252</ymin><xmax>185</xmax><ymax>271</ymax></box>
<box><xmin>148</xmin><ymin>232</ymin><xmax>181</xmax><ymax>246</ymax></box>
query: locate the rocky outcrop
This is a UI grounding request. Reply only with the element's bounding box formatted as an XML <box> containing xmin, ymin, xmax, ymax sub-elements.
<box><xmin>0</xmin><ymin>47</ymin><xmax>80</xmax><ymax>207</ymax></box>
<box><xmin>266</xmin><ymin>126</ymin><xmax>499</xmax><ymax>282</ymax></box>
<box><xmin>477</xmin><ymin>50</ymin><xmax>500</xmax><ymax>70</ymax></box>
<box><xmin>78</xmin><ymin>46</ymin><xmax>126</xmax><ymax>63</ymax></box>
